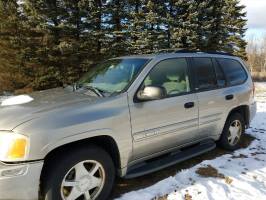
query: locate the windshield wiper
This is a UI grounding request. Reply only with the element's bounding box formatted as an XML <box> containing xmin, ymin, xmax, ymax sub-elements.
<box><xmin>72</xmin><ymin>83</ymin><xmax>78</xmax><ymax>91</ymax></box>
<box><xmin>82</xmin><ymin>85</ymin><xmax>105</xmax><ymax>97</ymax></box>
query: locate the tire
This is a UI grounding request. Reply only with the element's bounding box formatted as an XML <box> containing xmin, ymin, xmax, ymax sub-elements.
<box><xmin>42</xmin><ymin>145</ymin><xmax>115</xmax><ymax>200</ymax></box>
<box><xmin>218</xmin><ymin>112</ymin><xmax>245</xmax><ymax>150</ymax></box>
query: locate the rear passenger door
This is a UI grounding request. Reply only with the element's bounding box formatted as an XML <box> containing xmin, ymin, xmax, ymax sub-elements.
<box><xmin>191</xmin><ymin>57</ymin><xmax>233</xmax><ymax>139</ymax></box>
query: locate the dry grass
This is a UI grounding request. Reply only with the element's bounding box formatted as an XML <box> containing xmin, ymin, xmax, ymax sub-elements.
<box><xmin>14</xmin><ymin>87</ymin><xmax>33</xmax><ymax>95</ymax></box>
<box><xmin>196</xmin><ymin>165</ymin><xmax>233</xmax><ymax>185</ymax></box>
<box><xmin>155</xmin><ymin>191</ymin><xmax>192</xmax><ymax>200</ymax></box>
<box><xmin>231</xmin><ymin>154</ymin><xmax>248</xmax><ymax>159</ymax></box>
<box><xmin>196</xmin><ymin>165</ymin><xmax>225</xmax><ymax>179</ymax></box>
<box><xmin>152</xmin><ymin>195</ymin><xmax>168</xmax><ymax>200</ymax></box>
<box><xmin>184</xmin><ymin>193</ymin><xmax>193</xmax><ymax>200</ymax></box>
<box><xmin>252</xmin><ymin>72</ymin><xmax>266</xmax><ymax>82</ymax></box>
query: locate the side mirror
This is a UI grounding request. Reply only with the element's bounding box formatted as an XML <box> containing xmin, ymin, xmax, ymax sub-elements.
<box><xmin>137</xmin><ymin>86</ymin><xmax>166</xmax><ymax>101</ymax></box>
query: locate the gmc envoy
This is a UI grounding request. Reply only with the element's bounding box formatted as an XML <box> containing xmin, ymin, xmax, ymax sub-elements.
<box><xmin>0</xmin><ymin>50</ymin><xmax>256</xmax><ymax>200</ymax></box>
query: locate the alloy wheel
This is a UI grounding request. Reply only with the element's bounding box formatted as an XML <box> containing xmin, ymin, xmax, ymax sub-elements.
<box><xmin>228</xmin><ymin>119</ymin><xmax>242</xmax><ymax>146</ymax></box>
<box><xmin>60</xmin><ymin>160</ymin><xmax>105</xmax><ymax>200</ymax></box>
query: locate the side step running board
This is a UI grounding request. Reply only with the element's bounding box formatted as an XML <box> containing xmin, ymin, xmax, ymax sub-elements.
<box><xmin>125</xmin><ymin>140</ymin><xmax>216</xmax><ymax>179</ymax></box>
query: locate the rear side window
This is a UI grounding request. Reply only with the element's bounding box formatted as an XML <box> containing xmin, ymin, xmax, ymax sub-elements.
<box><xmin>217</xmin><ymin>58</ymin><xmax>247</xmax><ymax>86</ymax></box>
<box><xmin>213</xmin><ymin>59</ymin><xmax>226</xmax><ymax>87</ymax></box>
<box><xmin>192</xmin><ymin>58</ymin><xmax>217</xmax><ymax>90</ymax></box>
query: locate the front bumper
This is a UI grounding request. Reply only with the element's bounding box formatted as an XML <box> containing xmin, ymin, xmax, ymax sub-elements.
<box><xmin>0</xmin><ymin>161</ymin><xmax>43</xmax><ymax>200</ymax></box>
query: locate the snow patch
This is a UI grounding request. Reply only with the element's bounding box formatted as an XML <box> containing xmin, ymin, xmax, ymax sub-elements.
<box><xmin>1</xmin><ymin>95</ymin><xmax>34</xmax><ymax>106</ymax></box>
<box><xmin>255</xmin><ymin>82</ymin><xmax>266</xmax><ymax>93</ymax></box>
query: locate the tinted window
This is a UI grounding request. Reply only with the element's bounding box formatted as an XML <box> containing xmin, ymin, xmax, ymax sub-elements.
<box><xmin>143</xmin><ymin>58</ymin><xmax>190</xmax><ymax>96</ymax></box>
<box><xmin>217</xmin><ymin>58</ymin><xmax>247</xmax><ymax>86</ymax></box>
<box><xmin>193</xmin><ymin>58</ymin><xmax>217</xmax><ymax>90</ymax></box>
<box><xmin>213</xmin><ymin>59</ymin><xmax>226</xmax><ymax>87</ymax></box>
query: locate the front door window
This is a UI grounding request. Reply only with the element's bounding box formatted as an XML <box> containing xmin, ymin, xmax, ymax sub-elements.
<box><xmin>142</xmin><ymin>58</ymin><xmax>190</xmax><ymax>97</ymax></box>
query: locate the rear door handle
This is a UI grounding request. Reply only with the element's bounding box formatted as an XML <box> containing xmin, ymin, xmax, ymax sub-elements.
<box><xmin>184</xmin><ymin>102</ymin><xmax>195</xmax><ymax>109</ymax></box>
<box><xmin>225</xmin><ymin>94</ymin><xmax>234</xmax><ymax>100</ymax></box>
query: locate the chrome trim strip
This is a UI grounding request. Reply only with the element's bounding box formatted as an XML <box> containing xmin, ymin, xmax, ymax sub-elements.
<box><xmin>199</xmin><ymin>118</ymin><xmax>221</xmax><ymax>126</ymax></box>
<box><xmin>133</xmin><ymin>118</ymin><xmax>198</xmax><ymax>142</ymax></box>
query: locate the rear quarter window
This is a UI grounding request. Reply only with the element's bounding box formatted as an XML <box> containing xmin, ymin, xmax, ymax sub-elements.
<box><xmin>216</xmin><ymin>58</ymin><xmax>247</xmax><ymax>86</ymax></box>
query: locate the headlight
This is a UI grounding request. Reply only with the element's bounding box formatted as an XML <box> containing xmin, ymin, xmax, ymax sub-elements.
<box><xmin>0</xmin><ymin>131</ymin><xmax>29</xmax><ymax>162</ymax></box>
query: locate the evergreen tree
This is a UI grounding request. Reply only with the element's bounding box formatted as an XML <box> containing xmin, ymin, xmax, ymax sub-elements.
<box><xmin>203</xmin><ymin>0</ymin><xmax>229</xmax><ymax>51</ymax></box>
<box><xmin>164</xmin><ymin>0</ymin><xmax>177</xmax><ymax>49</ymax></box>
<box><xmin>0</xmin><ymin>0</ymin><xmax>38</xmax><ymax>92</ymax></box>
<box><xmin>129</xmin><ymin>0</ymin><xmax>169</xmax><ymax>54</ymax></box>
<box><xmin>86</xmin><ymin>0</ymin><xmax>106</xmax><ymax>59</ymax></box>
<box><xmin>128</xmin><ymin>0</ymin><xmax>147</xmax><ymax>54</ymax></box>
<box><xmin>107</xmin><ymin>0</ymin><xmax>130</xmax><ymax>57</ymax></box>
<box><xmin>223</xmin><ymin>0</ymin><xmax>247</xmax><ymax>59</ymax></box>
<box><xmin>0</xmin><ymin>0</ymin><xmax>22</xmax><ymax>91</ymax></box>
<box><xmin>142</xmin><ymin>0</ymin><xmax>160</xmax><ymax>53</ymax></box>
<box><xmin>23</xmin><ymin>0</ymin><xmax>67</xmax><ymax>89</ymax></box>
<box><xmin>194</xmin><ymin>0</ymin><xmax>247</xmax><ymax>58</ymax></box>
<box><xmin>23</xmin><ymin>0</ymin><xmax>100</xmax><ymax>89</ymax></box>
<box><xmin>171</xmin><ymin>0</ymin><xmax>198</xmax><ymax>49</ymax></box>
<box><xmin>0</xmin><ymin>0</ymin><xmax>248</xmax><ymax>93</ymax></box>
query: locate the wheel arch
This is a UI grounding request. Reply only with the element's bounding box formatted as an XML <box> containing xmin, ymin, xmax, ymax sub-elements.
<box><xmin>227</xmin><ymin>105</ymin><xmax>250</xmax><ymax>128</ymax></box>
<box><xmin>39</xmin><ymin>135</ymin><xmax>121</xmax><ymax>194</ymax></box>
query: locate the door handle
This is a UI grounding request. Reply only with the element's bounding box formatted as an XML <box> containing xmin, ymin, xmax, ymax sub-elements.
<box><xmin>225</xmin><ymin>94</ymin><xmax>234</xmax><ymax>100</ymax></box>
<box><xmin>184</xmin><ymin>102</ymin><xmax>195</xmax><ymax>109</ymax></box>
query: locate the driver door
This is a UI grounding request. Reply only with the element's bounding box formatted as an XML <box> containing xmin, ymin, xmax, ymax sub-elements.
<box><xmin>128</xmin><ymin>58</ymin><xmax>199</xmax><ymax>160</ymax></box>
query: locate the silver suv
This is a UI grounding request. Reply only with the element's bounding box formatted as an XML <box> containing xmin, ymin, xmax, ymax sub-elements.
<box><xmin>0</xmin><ymin>51</ymin><xmax>256</xmax><ymax>200</ymax></box>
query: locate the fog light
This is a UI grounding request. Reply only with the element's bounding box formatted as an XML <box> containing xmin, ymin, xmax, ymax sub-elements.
<box><xmin>0</xmin><ymin>165</ymin><xmax>28</xmax><ymax>177</ymax></box>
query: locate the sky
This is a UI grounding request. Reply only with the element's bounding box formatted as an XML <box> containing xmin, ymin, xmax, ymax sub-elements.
<box><xmin>240</xmin><ymin>0</ymin><xmax>266</xmax><ymax>40</ymax></box>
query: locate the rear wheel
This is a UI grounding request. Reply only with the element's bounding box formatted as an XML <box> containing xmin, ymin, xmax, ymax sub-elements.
<box><xmin>42</xmin><ymin>145</ymin><xmax>115</xmax><ymax>200</ymax></box>
<box><xmin>218</xmin><ymin>113</ymin><xmax>245</xmax><ymax>150</ymax></box>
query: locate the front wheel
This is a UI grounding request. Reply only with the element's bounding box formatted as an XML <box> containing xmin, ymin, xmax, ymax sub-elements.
<box><xmin>218</xmin><ymin>113</ymin><xmax>245</xmax><ymax>150</ymax></box>
<box><xmin>42</xmin><ymin>145</ymin><xmax>115</xmax><ymax>200</ymax></box>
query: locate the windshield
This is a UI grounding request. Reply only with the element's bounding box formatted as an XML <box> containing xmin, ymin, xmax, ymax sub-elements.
<box><xmin>78</xmin><ymin>58</ymin><xmax>149</xmax><ymax>95</ymax></box>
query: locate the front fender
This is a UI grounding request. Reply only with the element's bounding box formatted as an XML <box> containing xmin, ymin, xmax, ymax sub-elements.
<box><xmin>12</xmin><ymin>94</ymin><xmax>133</xmax><ymax>169</ymax></box>
<box><xmin>41</xmin><ymin>128</ymin><xmax>115</xmax><ymax>155</ymax></box>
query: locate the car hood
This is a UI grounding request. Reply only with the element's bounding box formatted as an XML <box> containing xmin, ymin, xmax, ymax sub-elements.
<box><xmin>0</xmin><ymin>88</ymin><xmax>98</xmax><ymax>130</ymax></box>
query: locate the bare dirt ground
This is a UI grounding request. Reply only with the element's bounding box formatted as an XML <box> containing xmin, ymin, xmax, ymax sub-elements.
<box><xmin>111</xmin><ymin>134</ymin><xmax>255</xmax><ymax>199</ymax></box>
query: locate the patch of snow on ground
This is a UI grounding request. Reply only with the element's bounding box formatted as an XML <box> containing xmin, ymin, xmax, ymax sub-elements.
<box><xmin>118</xmin><ymin>83</ymin><xmax>266</xmax><ymax>200</ymax></box>
<box><xmin>1</xmin><ymin>95</ymin><xmax>33</xmax><ymax>106</ymax></box>
<box><xmin>255</xmin><ymin>82</ymin><xmax>266</xmax><ymax>88</ymax></box>
<box><xmin>0</xmin><ymin>96</ymin><xmax>6</xmax><ymax>100</ymax></box>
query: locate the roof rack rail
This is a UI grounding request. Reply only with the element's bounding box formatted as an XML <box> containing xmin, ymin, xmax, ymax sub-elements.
<box><xmin>175</xmin><ymin>49</ymin><xmax>234</xmax><ymax>56</ymax></box>
<box><xmin>156</xmin><ymin>48</ymin><xmax>180</xmax><ymax>54</ymax></box>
